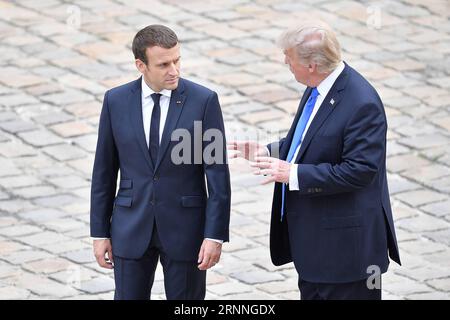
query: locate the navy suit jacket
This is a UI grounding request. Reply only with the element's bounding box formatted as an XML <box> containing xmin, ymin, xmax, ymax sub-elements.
<box><xmin>268</xmin><ymin>63</ymin><xmax>401</xmax><ymax>283</ymax></box>
<box><xmin>90</xmin><ymin>77</ymin><xmax>231</xmax><ymax>261</ymax></box>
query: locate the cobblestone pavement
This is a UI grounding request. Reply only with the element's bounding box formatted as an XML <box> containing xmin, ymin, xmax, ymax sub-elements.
<box><xmin>0</xmin><ymin>0</ymin><xmax>449</xmax><ymax>300</ymax></box>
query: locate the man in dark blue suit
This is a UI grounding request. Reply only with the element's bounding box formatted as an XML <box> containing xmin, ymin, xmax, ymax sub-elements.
<box><xmin>229</xmin><ymin>21</ymin><xmax>400</xmax><ymax>300</ymax></box>
<box><xmin>90</xmin><ymin>25</ymin><xmax>231</xmax><ymax>300</ymax></box>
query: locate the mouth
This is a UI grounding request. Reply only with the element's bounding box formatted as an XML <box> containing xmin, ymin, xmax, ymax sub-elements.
<box><xmin>166</xmin><ymin>78</ymin><xmax>178</xmax><ymax>84</ymax></box>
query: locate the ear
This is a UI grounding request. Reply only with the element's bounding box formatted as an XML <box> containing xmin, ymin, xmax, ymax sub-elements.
<box><xmin>135</xmin><ymin>59</ymin><xmax>146</xmax><ymax>73</ymax></box>
<box><xmin>308</xmin><ymin>63</ymin><xmax>316</xmax><ymax>73</ymax></box>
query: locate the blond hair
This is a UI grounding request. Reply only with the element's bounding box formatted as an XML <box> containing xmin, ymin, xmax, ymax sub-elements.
<box><xmin>277</xmin><ymin>21</ymin><xmax>341</xmax><ymax>74</ymax></box>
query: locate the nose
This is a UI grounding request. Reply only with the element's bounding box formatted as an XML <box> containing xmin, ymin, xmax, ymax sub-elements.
<box><xmin>169</xmin><ymin>63</ymin><xmax>178</xmax><ymax>76</ymax></box>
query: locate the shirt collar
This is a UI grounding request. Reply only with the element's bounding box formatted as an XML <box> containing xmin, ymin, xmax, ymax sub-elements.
<box><xmin>141</xmin><ymin>77</ymin><xmax>172</xmax><ymax>99</ymax></box>
<box><xmin>316</xmin><ymin>61</ymin><xmax>345</xmax><ymax>97</ymax></box>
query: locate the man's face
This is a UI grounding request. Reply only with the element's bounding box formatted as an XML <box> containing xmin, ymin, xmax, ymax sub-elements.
<box><xmin>137</xmin><ymin>43</ymin><xmax>181</xmax><ymax>92</ymax></box>
<box><xmin>284</xmin><ymin>47</ymin><xmax>311</xmax><ymax>86</ymax></box>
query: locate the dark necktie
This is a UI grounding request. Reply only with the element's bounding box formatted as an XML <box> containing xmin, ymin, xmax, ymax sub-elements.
<box><xmin>149</xmin><ymin>93</ymin><xmax>161</xmax><ymax>166</ymax></box>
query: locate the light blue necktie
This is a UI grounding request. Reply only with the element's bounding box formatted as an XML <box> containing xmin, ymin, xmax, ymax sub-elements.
<box><xmin>281</xmin><ymin>88</ymin><xmax>319</xmax><ymax>221</ymax></box>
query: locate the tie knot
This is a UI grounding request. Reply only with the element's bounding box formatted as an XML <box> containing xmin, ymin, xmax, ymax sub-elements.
<box><xmin>151</xmin><ymin>93</ymin><xmax>161</xmax><ymax>104</ymax></box>
<box><xmin>310</xmin><ymin>87</ymin><xmax>319</xmax><ymax>99</ymax></box>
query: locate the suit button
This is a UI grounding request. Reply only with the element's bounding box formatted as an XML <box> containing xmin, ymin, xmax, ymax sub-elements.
<box><xmin>153</xmin><ymin>175</ymin><xmax>159</xmax><ymax>181</ymax></box>
<box><xmin>150</xmin><ymin>200</ymin><xmax>155</xmax><ymax>205</ymax></box>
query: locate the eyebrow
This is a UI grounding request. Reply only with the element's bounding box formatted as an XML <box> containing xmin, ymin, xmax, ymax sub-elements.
<box><xmin>157</xmin><ymin>56</ymin><xmax>181</xmax><ymax>66</ymax></box>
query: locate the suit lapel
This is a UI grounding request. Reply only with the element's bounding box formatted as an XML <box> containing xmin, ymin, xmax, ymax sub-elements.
<box><xmin>129</xmin><ymin>77</ymin><xmax>154</xmax><ymax>172</ymax></box>
<box><xmin>280</xmin><ymin>87</ymin><xmax>312</xmax><ymax>160</ymax></box>
<box><xmin>154</xmin><ymin>79</ymin><xmax>186</xmax><ymax>172</ymax></box>
<box><xmin>294</xmin><ymin>65</ymin><xmax>350</xmax><ymax>163</ymax></box>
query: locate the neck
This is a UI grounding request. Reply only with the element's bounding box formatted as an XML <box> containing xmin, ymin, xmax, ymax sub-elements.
<box><xmin>143</xmin><ymin>76</ymin><xmax>161</xmax><ymax>93</ymax></box>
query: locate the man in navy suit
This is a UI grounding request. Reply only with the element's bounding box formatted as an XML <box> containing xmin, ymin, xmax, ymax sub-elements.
<box><xmin>90</xmin><ymin>25</ymin><xmax>231</xmax><ymax>300</ymax></box>
<box><xmin>229</xmin><ymin>21</ymin><xmax>400</xmax><ymax>300</ymax></box>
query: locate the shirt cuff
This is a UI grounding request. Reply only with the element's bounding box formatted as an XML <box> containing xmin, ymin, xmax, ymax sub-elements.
<box><xmin>288</xmin><ymin>163</ymin><xmax>299</xmax><ymax>191</ymax></box>
<box><xmin>264</xmin><ymin>147</ymin><xmax>270</xmax><ymax>157</ymax></box>
<box><xmin>205</xmin><ymin>238</ymin><xmax>223</xmax><ymax>244</ymax></box>
<box><xmin>91</xmin><ymin>237</ymin><xmax>110</xmax><ymax>240</ymax></box>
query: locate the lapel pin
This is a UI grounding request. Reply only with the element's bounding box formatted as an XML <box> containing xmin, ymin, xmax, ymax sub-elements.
<box><xmin>330</xmin><ymin>98</ymin><xmax>335</xmax><ymax>105</ymax></box>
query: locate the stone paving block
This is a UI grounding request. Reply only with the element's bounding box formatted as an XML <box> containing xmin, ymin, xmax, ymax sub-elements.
<box><xmin>0</xmin><ymin>141</ymin><xmax>38</xmax><ymax>158</ymax></box>
<box><xmin>62</xmin><ymin>248</ymin><xmax>95</xmax><ymax>264</ymax></box>
<box><xmin>0</xmin><ymin>239</ymin><xmax>30</xmax><ymax>256</ymax></box>
<box><xmin>426</xmin><ymin>278</ymin><xmax>450</xmax><ymax>292</ymax></box>
<box><xmin>22</xmin><ymin>257</ymin><xmax>75</xmax><ymax>275</ymax></box>
<box><xmin>18</xmin><ymin>129</ymin><xmax>63</xmax><ymax>147</ymax></box>
<box><xmin>11</xmin><ymin>185</ymin><xmax>59</xmax><ymax>199</ymax></box>
<box><xmin>398</xmin><ymin>238</ymin><xmax>448</xmax><ymax>255</ymax></box>
<box><xmin>0</xmin><ymin>199</ymin><xmax>35</xmax><ymax>213</ymax></box>
<box><xmin>394</xmin><ymin>189</ymin><xmax>447</xmax><ymax>207</ymax></box>
<box><xmin>64</xmin><ymin>101</ymin><xmax>102</xmax><ymax>118</ymax></box>
<box><xmin>20</xmin><ymin>231</ymin><xmax>72</xmax><ymax>247</ymax></box>
<box><xmin>0</xmin><ymin>224</ymin><xmax>42</xmax><ymax>237</ymax></box>
<box><xmin>399</xmin><ymin>133</ymin><xmax>450</xmax><ymax>150</ymax></box>
<box><xmin>14</xmin><ymin>272</ymin><xmax>80</xmax><ymax>298</ymax></box>
<box><xmin>71</xmin><ymin>134</ymin><xmax>98</xmax><ymax>153</ymax></box>
<box><xmin>387</xmin><ymin>154</ymin><xmax>432</xmax><ymax>173</ymax></box>
<box><xmin>406</xmin><ymin>291</ymin><xmax>450</xmax><ymax>300</ymax></box>
<box><xmin>421</xmin><ymin>200</ymin><xmax>450</xmax><ymax>218</ymax></box>
<box><xmin>0</xmin><ymin>120</ymin><xmax>37</xmax><ymax>134</ymax></box>
<box><xmin>256</xmin><ymin>279</ymin><xmax>299</xmax><ymax>294</ymax></box>
<box><xmin>423</xmin><ymin>229</ymin><xmax>450</xmax><ymax>247</ymax></box>
<box><xmin>32</xmin><ymin>112</ymin><xmax>74</xmax><ymax>126</ymax></box>
<box><xmin>49</xmin><ymin>121</ymin><xmax>96</xmax><ymax>138</ymax></box>
<box><xmin>42</xmin><ymin>143</ymin><xmax>87</xmax><ymax>162</ymax></box>
<box><xmin>2</xmin><ymin>250</ymin><xmax>54</xmax><ymax>265</ymax></box>
<box><xmin>0</xmin><ymin>286</ymin><xmax>31</xmax><ymax>299</ymax></box>
<box><xmin>33</xmin><ymin>194</ymin><xmax>83</xmax><ymax>208</ymax></box>
<box><xmin>207</xmin><ymin>281</ymin><xmax>254</xmax><ymax>296</ymax></box>
<box><xmin>230</xmin><ymin>269</ymin><xmax>284</xmax><ymax>285</ymax></box>
<box><xmin>0</xmin><ymin>175</ymin><xmax>41</xmax><ymax>189</ymax></box>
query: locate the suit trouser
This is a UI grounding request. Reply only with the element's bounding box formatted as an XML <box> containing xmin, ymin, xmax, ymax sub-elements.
<box><xmin>298</xmin><ymin>277</ymin><xmax>382</xmax><ymax>300</ymax></box>
<box><xmin>113</xmin><ymin>222</ymin><xmax>206</xmax><ymax>300</ymax></box>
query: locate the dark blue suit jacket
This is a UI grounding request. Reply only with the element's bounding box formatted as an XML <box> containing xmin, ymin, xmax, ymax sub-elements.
<box><xmin>90</xmin><ymin>77</ymin><xmax>231</xmax><ymax>261</ymax></box>
<box><xmin>268</xmin><ymin>63</ymin><xmax>401</xmax><ymax>283</ymax></box>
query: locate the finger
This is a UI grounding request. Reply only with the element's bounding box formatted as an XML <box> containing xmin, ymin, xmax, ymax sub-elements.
<box><xmin>107</xmin><ymin>248</ymin><xmax>114</xmax><ymax>266</ymax></box>
<box><xmin>226</xmin><ymin>143</ymin><xmax>238</xmax><ymax>150</ymax></box>
<box><xmin>259</xmin><ymin>169</ymin><xmax>274</xmax><ymax>176</ymax></box>
<box><xmin>198</xmin><ymin>243</ymin><xmax>205</xmax><ymax>264</ymax></box>
<box><xmin>198</xmin><ymin>254</ymin><xmax>211</xmax><ymax>270</ymax></box>
<box><xmin>261</xmin><ymin>176</ymin><xmax>276</xmax><ymax>185</ymax></box>
<box><xmin>250</xmin><ymin>161</ymin><xmax>271</xmax><ymax>169</ymax></box>
<box><xmin>96</xmin><ymin>254</ymin><xmax>113</xmax><ymax>269</ymax></box>
<box><xmin>228</xmin><ymin>151</ymin><xmax>242</xmax><ymax>159</ymax></box>
<box><xmin>254</xmin><ymin>156</ymin><xmax>272</xmax><ymax>163</ymax></box>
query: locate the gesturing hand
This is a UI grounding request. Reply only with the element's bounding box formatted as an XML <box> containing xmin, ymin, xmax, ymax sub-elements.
<box><xmin>250</xmin><ymin>156</ymin><xmax>291</xmax><ymax>184</ymax></box>
<box><xmin>227</xmin><ymin>140</ymin><xmax>268</xmax><ymax>161</ymax></box>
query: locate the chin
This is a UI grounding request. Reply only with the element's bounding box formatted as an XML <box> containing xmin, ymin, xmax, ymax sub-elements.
<box><xmin>166</xmin><ymin>81</ymin><xmax>179</xmax><ymax>90</ymax></box>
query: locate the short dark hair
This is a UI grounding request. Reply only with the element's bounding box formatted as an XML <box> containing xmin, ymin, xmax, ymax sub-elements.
<box><xmin>132</xmin><ymin>25</ymin><xmax>178</xmax><ymax>65</ymax></box>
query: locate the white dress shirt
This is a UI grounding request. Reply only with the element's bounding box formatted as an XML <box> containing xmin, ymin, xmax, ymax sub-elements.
<box><xmin>288</xmin><ymin>61</ymin><xmax>345</xmax><ymax>190</ymax></box>
<box><xmin>93</xmin><ymin>78</ymin><xmax>223</xmax><ymax>244</ymax></box>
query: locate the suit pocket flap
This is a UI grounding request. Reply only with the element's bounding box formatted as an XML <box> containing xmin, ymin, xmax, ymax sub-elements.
<box><xmin>181</xmin><ymin>196</ymin><xmax>206</xmax><ymax>208</ymax></box>
<box><xmin>115</xmin><ymin>196</ymin><xmax>132</xmax><ymax>207</ymax></box>
<box><xmin>322</xmin><ymin>215</ymin><xmax>362</xmax><ymax>229</ymax></box>
<box><xmin>120</xmin><ymin>179</ymin><xmax>132</xmax><ymax>189</ymax></box>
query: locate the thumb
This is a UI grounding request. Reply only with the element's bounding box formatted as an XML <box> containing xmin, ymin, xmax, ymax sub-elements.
<box><xmin>107</xmin><ymin>246</ymin><xmax>114</xmax><ymax>265</ymax></box>
<box><xmin>198</xmin><ymin>242</ymin><xmax>205</xmax><ymax>263</ymax></box>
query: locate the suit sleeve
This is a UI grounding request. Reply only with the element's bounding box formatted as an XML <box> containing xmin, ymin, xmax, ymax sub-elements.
<box><xmin>267</xmin><ymin>138</ymin><xmax>286</xmax><ymax>159</ymax></box>
<box><xmin>202</xmin><ymin>92</ymin><xmax>231</xmax><ymax>242</ymax></box>
<box><xmin>296</xmin><ymin>102</ymin><xmax>386</xmax><ymax>196</ymax></box>
<box><xmin>90</xmin><ymin>91</ymin><xmax>119</xmax><ymax>238</ymax></box>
